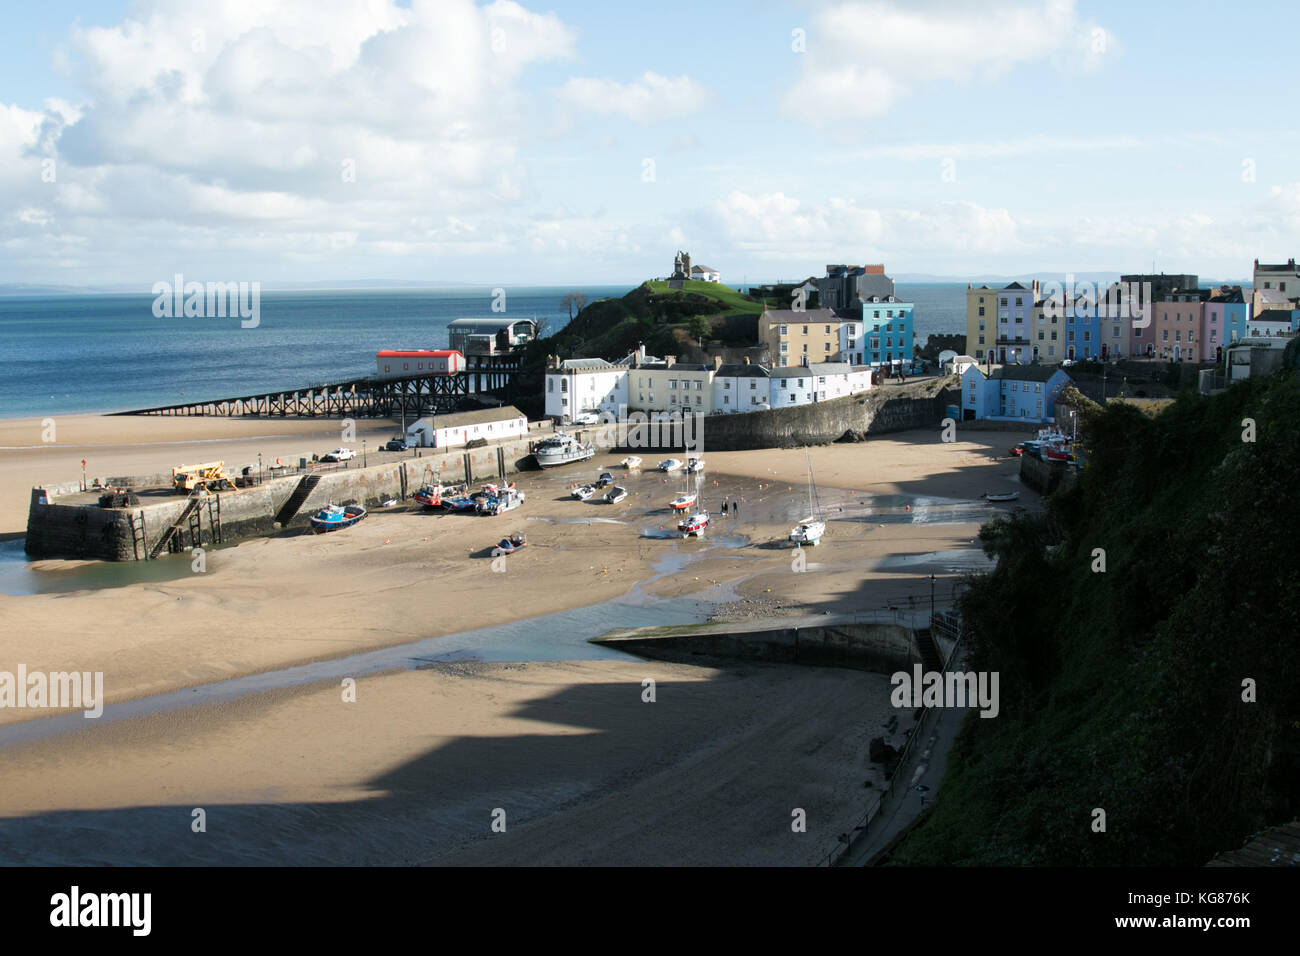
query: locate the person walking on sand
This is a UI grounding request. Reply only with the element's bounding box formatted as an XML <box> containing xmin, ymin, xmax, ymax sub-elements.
<box><xmin>720</xmin><ymin>498</ymin><xmax>728</xmax><ymax>517</ymax></box>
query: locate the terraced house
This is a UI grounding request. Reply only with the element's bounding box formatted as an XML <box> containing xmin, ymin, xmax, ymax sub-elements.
<box><xmin>966</xmin><ymin>281</ymin><xmax>1038</xmax><ymax>363</ymax></box>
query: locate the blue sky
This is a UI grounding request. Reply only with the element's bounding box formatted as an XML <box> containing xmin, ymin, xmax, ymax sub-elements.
<box><xmin>1</xmin><ymin>0</ymin><xmax>1296</xmax><ymax>287</ymax></box>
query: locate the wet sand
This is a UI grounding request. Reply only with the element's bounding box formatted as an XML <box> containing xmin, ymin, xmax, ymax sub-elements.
<box><xmin>0</xmin><ymin>416</ymin><xmax>1026</xmax><ymax>865</ymax></box>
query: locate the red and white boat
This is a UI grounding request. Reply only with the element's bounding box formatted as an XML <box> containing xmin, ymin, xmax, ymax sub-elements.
<box><xmin>669</xmin><ymin>491</ymin><xmax>698</xmax><ymax>511</ymax></box>
<box><xmin>678</xmin><ymin>508</ymin><xmax>709</xmax><ymax>536</ymax></box>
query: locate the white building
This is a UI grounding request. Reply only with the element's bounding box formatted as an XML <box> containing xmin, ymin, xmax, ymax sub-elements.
<box><xmin>690</xmin><ymin>264</ymin><xmax>721</xmax><ymax>283</ymax></box>
<box><xmin>406</xmin><ymin>406</ymin><xmax>528</xmax><ymax>449</ymax></box>
<box><xmin>544</xmin><ymin>357</ymin><xmax>631</xmax><ymax>422</ymax></box>
<box><xmin>712</xmin><ymin>362</ymin><xmax>771</xmax><ymax>412</ymax></box>
<box><xmin>768</xmin><ymin>362</ymin><xmax>872</xmax><ymax>407</ymax></box>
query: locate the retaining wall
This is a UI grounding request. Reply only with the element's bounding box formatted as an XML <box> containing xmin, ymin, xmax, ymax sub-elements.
<box><xmin>592</xmin><ymin>617</ymin><xmax>920</xmax><ymax>674</ymax></box>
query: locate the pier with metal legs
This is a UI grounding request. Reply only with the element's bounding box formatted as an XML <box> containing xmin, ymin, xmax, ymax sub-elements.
<box><xmin>112</xmin><ymin>370</ymin><xmax>473</xmax><ymax>418</ymax></box>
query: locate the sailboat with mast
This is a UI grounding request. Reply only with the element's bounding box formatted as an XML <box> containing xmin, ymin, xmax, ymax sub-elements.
<box><xmin>789</xmin><ymin>446</ymin><xmax>825</xmax><ymax>546</ymax></box>
<box><xmin>677</xmin><ymin>464</ymin><xmax>709</xmax><ymax>537</ymax></box>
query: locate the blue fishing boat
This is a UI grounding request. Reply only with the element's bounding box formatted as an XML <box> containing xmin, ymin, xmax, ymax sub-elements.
<box><xmin>309</xmin><ymin>504</ymin><xmax>366</xmax><ymax>533</ymax></box>
<box><xmin>491</xmin><ymin>533</ymin><xmax>527</xmax><ymax>555</ymax></box>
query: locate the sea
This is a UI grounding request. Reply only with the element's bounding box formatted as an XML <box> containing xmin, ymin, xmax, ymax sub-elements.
<box><xmin>0</xmin><ymin>282</ymin><xmax>967</xmax><ymax>419</ymax></box>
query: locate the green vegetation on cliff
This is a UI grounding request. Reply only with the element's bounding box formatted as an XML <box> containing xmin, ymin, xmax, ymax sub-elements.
<box><xmin>889</xmin><ymin>371</ymin><xmax>1300</xmax><ymax>865</ymax></box>
<box><xmin>526</xmin><ymin>280</ymin><xmax>764</xmax><ymax>365</ymax></box>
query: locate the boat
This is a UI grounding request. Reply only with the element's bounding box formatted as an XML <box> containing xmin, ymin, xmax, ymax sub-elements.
<box><xmin>441</xmin><ymin>491</ymin><xmax>480</xmax><ymax>512</ymax></box>
<box><xmin>309</xmin><ymin>503</ymin><xmax>366</xmax><ymax>533</ymax></box>
<box><xmin>533</xmin><ymin>432</ymin><xmax>596</xmax><ymax>468</ymax></box>
<box><xmin>413</xmin><ymin>483</ymin><xmax>452</xmax><ymax>508</ymax></box>
<box><xmin>596</xmin><ymin>472</ymin><xmax>615</xmax><ymax>486</ymax></box>
<box><xmin>685</xmin><ymin>457</ymin><xmax>705</xmax><ymax>473</ymax></box>
<box><xmin>678</xmin><ymin>507</ymin><xmax>709</xmax><ymax>537</ymax></box>
<box><xmin>478</xmin><ymin>487</ymin><xmax>525</xmax><ymax>515</ymax></box>
<box><xmin>572</xmin><ymin>484</ymin><xmax>595</xmax><ymax>500</ymax></box>
<box><xmin>669</xmin><ymin>491</ymin><xmax>698</xmax><ymax>511</ymax></box>
<box><xmin>789</xmin><ymin>447</ymin><xmax>826</xmax><ymax>547</ymax></box>
<box><xmin>620</xmin><ymin>456</ymin><xmax>642</xmax><ymax>469</ymax></box>
<box><xmin>984</xmin><ymin>491</ymin><xmax>1020</xmax><ymax>502</ymax></box>
<box><xmin>1044</xmin><ymin>447</ymin><xmax>1075</xmax><ymax>462</ymax></box>
<box><xmin>604</xmin><ymin>485</ymin><xmax>628</xmax><ymax>504</ymax></box>
<box><xmin>658</xmin><ymin>458</ymin><xmax>683</xmax><ymax>472</ymax></box>
<box><xmin>490</xmin><ymin>533</ymin><xmax>527</xmax><ymax>555</ymax></box>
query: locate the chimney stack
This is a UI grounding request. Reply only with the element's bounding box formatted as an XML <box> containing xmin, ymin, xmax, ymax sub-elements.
<box><xmin>712</xmin><ymin>355</ymin><xmax>723</xmax><ymax>371</ymax></box>
<box><xmin>665</xmin><ymin>355</ymin><xmax>676</xmax><ymax>368</ymax></box>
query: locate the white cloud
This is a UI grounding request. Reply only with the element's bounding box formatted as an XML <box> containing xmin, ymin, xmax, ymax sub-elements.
<box><xmin>784</xmin><ymin>0</ymin><xmax>1118</xmax><ymax>121</ymax></box>
<box><xmin>558</xmin><ymin>71</ymin><xmax>710</xmax><ymax>124</ymax></box>
<box><xmin>2</xmin><ymin>0</ymin><xmax>580</xmax><ymax>281</ymax></box>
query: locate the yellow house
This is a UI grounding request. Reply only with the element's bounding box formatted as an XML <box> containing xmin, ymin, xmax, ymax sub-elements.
<box><xmin>965</xmin><ymin>285</ymin><xmax>997</xmax><ymax>361</ymax></box>
<box><xmin>761</xmin><ymin>307</ymin><xmax>843</xmax><ymax>366</ymax></box>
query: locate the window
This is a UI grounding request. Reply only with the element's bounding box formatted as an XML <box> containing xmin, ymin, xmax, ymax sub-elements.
<box><xmin>778</xmin><ymin>325</ymin><xmax>788</xmax><ymax>335</ymax></box>
<box><xmin>802</xmin><ymin>325</ymin><xmax>809</xmax><ymax>334</ymax></box>
<box><xmin>561</xmin><ymin>380</ymin><xmax>567</xmax><ymax>392</ymax></box>
<box><xmin>797</xmin><ymin>379</ymin><xmax>804</xmax><ymax>388</ymax></box>
<box><xmin>978</xmin><ymin>334</ymin><xmax>985</xmax><ymax>345</ymax></box>
<box><xmin>1000</xmin><ymin>298</ymin><xmax>1008</xmax><ymax>306</ymax></box>
<box><xmin>384</xmin><ymin>365</ymin><xmax>391</xmax><ymax>373</ymax></box>
<box><xmin>724</xmin><ymin>381</ymin><xmax>731</xmax><ymax>389</ymax></box>
<box><xmin>561</xmin><ymin>397</ymin><xmax>568</xmax><ymax>406</ymax></box>
<box><xmin>979</xmin><ymin>321</ymin><xmax>986</xmax><ymax>331</ymax></box>
<box><xmin>1038</xmin><ymin>331</ymin><xmax>1045</xmax><ymax>340</ymax></box>
<box><xmin>781</xmin><ymin>380</ymin><xmax>788</xmax><ymax>389</ymax></box>
<box><xmin>695</xmin><ymin>396</ymin><xmax>701</xmax><ymax>405</ymax></box>
<box><xmin>824</xmin><ymin>325</ymin><xmax>831</xmax><ymax>334</ymax></box>
<box><xmin>848</xmin><ymin>338</ymin><xmax>856</xmax><ymax>348</ymax></box>
<box><xmin>870</xmin><ymin>338</ymin><xmax>880</xmax><ymax>349</ymax></box>
<box><xmin>750</xmin><ymin>381</ymin><xmax>756</xmax><ymax>390</ymax></box>
<box><xmin>1035</xmin><ymin>383</ymin><xmax>1042</xmax><ymax>393</ymax></box>
<box><xmin>802</xmin><ymin>344</ymin><xmax>808</xmax><ymax>353</ymax></box>
<box><xmin>1162</xmin><ymin>329</ymin><xmax>1169</xmax><ymax>341</ymax></box>
<box><xmin>824</xmin><ymin>343</ymin><xmax>831</xmax><ymax>352</ymax></box>
<box><xmin>1051</xmin><ymin>331</ymin><xmax>1058</xmax><ymax>341</ymax></box>
<box><xmin>1016</xmin><ymin>298</ymin><xmax>1023</xmax><ymax>306</ymax></box>
<box><xmin>978</xmin><ymin>307</ymin><xmax>985</xmax><ymax>317</ymax></box>
<box><xmin>668</xmin><ymin>379</ymin><xmax>677</xmax><ymax>389</ymax></box>
<box><xmin>779</xmin><ymin>342</ymin><xmax>788</xmax><ymax>353</ymax></box>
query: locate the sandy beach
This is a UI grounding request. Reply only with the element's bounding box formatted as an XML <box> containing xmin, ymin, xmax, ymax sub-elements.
<box><xmin>0</xmin><ymin>414</ymin><xmax>1028</xmax><ymax>865</ymax></box>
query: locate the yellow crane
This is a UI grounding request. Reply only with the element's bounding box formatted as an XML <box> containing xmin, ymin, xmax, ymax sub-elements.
<box><xmin>171</xmin><ymin>461</ymin><xmax>235</xmax><ymax>494</ymax></box>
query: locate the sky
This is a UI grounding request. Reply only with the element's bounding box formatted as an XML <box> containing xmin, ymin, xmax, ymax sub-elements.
<box><xmin>0</xmin><ymin>0</ymin><xmax>1296</xmax><ymax>287</ymax></box>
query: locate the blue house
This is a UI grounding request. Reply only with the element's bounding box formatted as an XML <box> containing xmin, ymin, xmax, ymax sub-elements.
<box><xmin>961</xmin><ymin>365</ymin><xmax>1071</xmax><ymax>423</ymax></box>
<box><xmin>860</xmin><ymin>295</ymin><xmax>914</xmax><ymax>366</ymax></box>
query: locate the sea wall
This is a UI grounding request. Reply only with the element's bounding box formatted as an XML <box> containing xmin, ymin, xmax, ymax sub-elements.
<box><xmin>26</xmin><ymin>435</ymin><xmax>543</xmax><ymax>561</ymax></box>
<box><xmin>1019</xmin><ymin>454</ymin><xmax>1078</xmax><ymax>495</ymax></box>
<box><xmin>591</xmin><ymin>384</ymin><xmax>959</xmax><ymax>453</ymax></box>
<box><xmin>592</xmin><ymin>618</ymin><xmax>920</xmax><ymax>674</ymax></box>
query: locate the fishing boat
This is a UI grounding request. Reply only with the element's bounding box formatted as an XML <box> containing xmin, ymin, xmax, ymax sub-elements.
<box><xmin>572</xmin><ymin>484</ymin><xmax>595</xmax><ymax>500</ymax></box>
<box><xmin>309</xmin><ymin>504</ymin><xmax>366</xmax><ymax>533</ymax></box>
<box><xmin>620</xmin><ymin>456</ymin><xmax>642</xmax><ymax>469</ymax></box>
<box><xmin>984</xmin><ymin>491</ymin><xmax>1020</xmax><ymax>502</ymax></box>
<box><xmin>604</xmin><ymin>485</ymin><xmax>628</xmax><ymax>504</ymax></box>
<box><xmin>678</xmin><ymin>507</ymin><xmax>709</xmax><ymax>537</ymax></box>
<box><xmin>490</xmin><ymin>532</ymin><xmax>527</xmax><ymax>555</ymax></box>
<box><xmin>685</xmin><ymin>457</ymin><xmax>705</xmax><ymax>474</ymax></box>
<box><xmin>658</xmin><ymin>458</ymin><xmax>683</xmax><ymax>472</ymax></box>
<box><xmin>478</xmin><ymin>487</ymin><xmax>525</xmax><ymax>515</ymax></box>
<box><xmin>1044</xmin><ymin>447</ymin><xmax>1075</xmax><ymax>462</ymax></box>
<box><xmin>533</xmin><ymin>433</ymin><xmax>596</xmax><ymax>468</ymax></box>
<box><xmin>413</xmin><ymin>483</ymin><xmax>457</xmax><ymax>508</ymax></box>
<box><xmin>789</xmin><ymin>447</ymin><xmax>825</xmax><ymax>547</ymax></box>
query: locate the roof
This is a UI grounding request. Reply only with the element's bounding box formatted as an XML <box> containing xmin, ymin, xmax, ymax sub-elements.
<box><xmin>447</xmin><ymin>318</ymin><xmax>536</xmax><ymax>330</ymax></box>
<box><xmin>990</xmin><ymin>365</ymin><xmax>1066</xmax><ymax>383</ymax></box>
<box><xmin>690</xmin><ymin>264</ymin><xmax>719</xmax><ymax>273</ymax></box>
<box><xmin>768</xmin><ymin>363</ymin><xmax>852</xmax><ymax>377</ymax></box>
<box><xmin>640</xmin><ymin>362</ymin><xmax>710</xmax><ymax>372</ymax></box>
<box><xmin>377</xmin><ymin>349</ymin><xmax>461</xmax><ymax>358</ymax></box>
<box><xmin>421</xmin><ymin>405</ymin><xmax>526</xmax><ymax>428</ymax></box>
<box><xmin>1253</xmin><ymin>309</ymin><xmax>1296</xmax><ymax>323</ymax></box>
<box><xmin>762</xmin><ymin>307</ymin><xmax>839</xmax><ymax>323</ymax></box>
<box><xmin>950</xmin><ymin>355</ymin><xmax>978</xmax><ymax>363</ymax></box>
<box><xmin>1254</xmin><ymin>260</ymin><xmax>1299</xmax><ymax>273</ymax></box>
<box><xmin>1002</xmin><ymin>281</ymin><xmax>1030</xmax><ymax>291</ymax></box>
<box><xmin>556</xmin><ymin>358</ymin><xmax>616</xmax><ymax>370</ymax></box>
<box><xmin>715</xmin><ymin>364</ymin><xmax>770</xmax><ymax>377</ymax></box>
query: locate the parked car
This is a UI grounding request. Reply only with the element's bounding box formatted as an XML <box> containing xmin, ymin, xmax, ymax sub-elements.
<box><xmin>571</xmin><ymin>411</ymin><xmax>600</xmax><ymax>425</ymax></box>
<box><xmin>321</xmin><ymin>448</ymin><xmax>356</xmax><ymax>462</ymax></box>
<box><xmin>384</xmin><ymin>439</ymin><xmax>407</xmax><ymax>452</ymax></box>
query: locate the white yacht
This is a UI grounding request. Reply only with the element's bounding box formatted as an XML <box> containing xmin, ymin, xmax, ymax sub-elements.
<box><xmin>533</xmin><ymin>432</ymin><xmax>595</xmax><ymax>468</ymax></box>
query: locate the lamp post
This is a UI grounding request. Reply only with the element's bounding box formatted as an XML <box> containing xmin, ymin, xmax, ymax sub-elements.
<box><xmin>81</xmin><ymin>459</ymin><xmax>87</xmax><ymax>492</ymax></box>
<box><xmin>258</xmin><ymin>453</ymin><xmax>263</xmax><ymax>483</ymax></box>
<box><xmin>362</xmin><ymin>439</ymin><xmax>367</xmax><ymax>468</ymax></box>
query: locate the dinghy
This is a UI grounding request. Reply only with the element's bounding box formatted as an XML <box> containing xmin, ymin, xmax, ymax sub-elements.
<box><xmin>604</xmin><ymin>485</ymin><xmax>628</xmax><ymax>504</ymax></box>
<box><xmin>490</xmin><ymin>533</ymin><xmax>527</xmax><ymax>555</ymax></box>
<box><xmin>984</xmin><ymin>491</ymin><xmax>1020</xmax><ymax>502</ymax></box>
<box><xmin>309</xmin><ymin>504</ymin><xmax>366</xmax><ymax>533</ymax></box>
